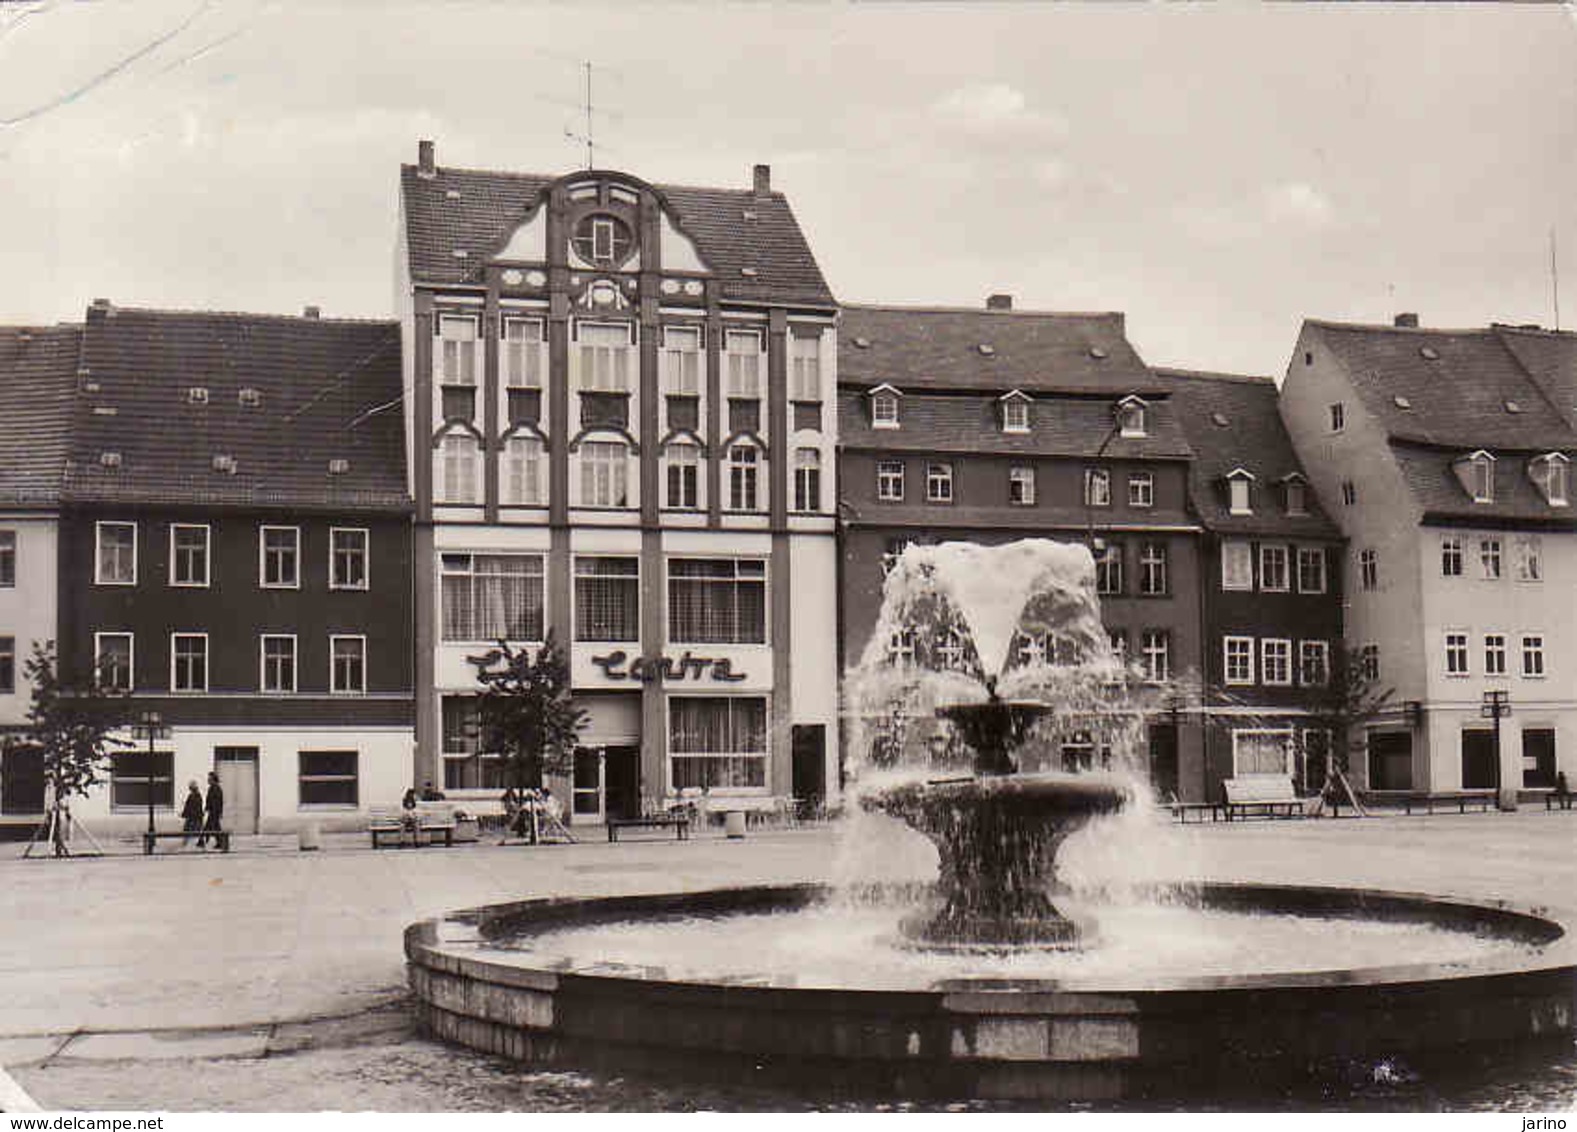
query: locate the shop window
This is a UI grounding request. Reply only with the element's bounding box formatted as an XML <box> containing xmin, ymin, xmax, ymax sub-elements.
<box><xmin>669</xmin><ymin>696</ymin><xmax>768</xmax><ymax>791</ymax></box>
<box><xmin>112</xmin><ymin>749</ymin><xmax>173</xmax><ymax>810</ymax></box>
<box><xmin>298</xmin><ymin>750</ymin><xmax>358</xmax><ymax>807</ymax></box>
<box><xmin>669</xmin><ymin>559</ymin><xmax>766</xmax><ymax>644</ymax></box>
<box><xmin>440</xmin><ymin>554</ymin><xmax>545</xmax><ymax>643</ymax></box>
<box><xmin>575</xmin><ymin>557</ymin><xmax>639</xmax><ymax>642</ymax></box>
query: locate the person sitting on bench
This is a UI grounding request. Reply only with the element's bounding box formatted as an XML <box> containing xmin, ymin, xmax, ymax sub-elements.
<box><xmin>1556</xmin><ymin>772</ymin><xmax>1572</xmax><ymax>811</ymax></box>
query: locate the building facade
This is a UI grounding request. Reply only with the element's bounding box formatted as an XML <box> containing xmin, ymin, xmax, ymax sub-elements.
<box><xmin>837</xmin><ymin>299</ymin><xmax>1208</xmax><ymax>800</ymax></box>
<box><xmin>55</xmin><ymin>304</ymin><xmax>414</xmax><ymax>833</ymax></box>
<box><xmin>1280</xmin><ymin>316</ymin><xmax>1577</xmax><ymax>797</ymax></box>
<box><xmin>397</xmin><ymin>143</ymin><xmax>840</xmax><ymax>822</ymax></box>
<box><xmin>1159</xmin><ymin>368</ymin><xmax>1345</xmax><ymax>799</ymax></box>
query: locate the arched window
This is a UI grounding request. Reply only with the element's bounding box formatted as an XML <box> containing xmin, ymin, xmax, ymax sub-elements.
<box><xmin>579</xmin><ymin>439</ymin><xmax>629</xmax><ymax>508</ymax></box>
<box><xmin>793</xmin><ymin>447</ymin><xmax>821</xmax><ymax>512</ymax></box>
<box><xmin>727</xmin><ymin>443</ymin><xmax>762</xmax><ymax>511</ymax></box>
<box><xmin>501</xmin><ymin>434</ymin><xmax>544</xmax><ymax>506</ymax></box>
<box><xmin>665</xmin><ymin>441</ymin><xmax>701</xmax><ymax>510</ymax></box>
<box><xmin>436</xmin><ymin>432</ymin><xmax>481</xmax><ymax>504</ymax></box>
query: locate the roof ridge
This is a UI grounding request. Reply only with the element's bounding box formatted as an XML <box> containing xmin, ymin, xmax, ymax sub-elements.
<box><xmin>403</xmin><ymin>162</ymin><xmax>769</xmax><ymax>201</ymax></box>
<box><xmin>1306</xmin><ymin>318</ymin><xmax>1500</xmax><ymax>338</ymax></box>
<box><xmin>843</xmin><ymin>301</ymin><xmax>1123</xmax><ymax>320</ymax></box>
<box><xmin>1153</xmin><ymin>366</ymin><xmax>1273</xmax><ymax>386</ymax></box>
<box><xmin>93</xmin><ymin>304</ymin><xmax>398</xmax><ymax>328</ymax></box>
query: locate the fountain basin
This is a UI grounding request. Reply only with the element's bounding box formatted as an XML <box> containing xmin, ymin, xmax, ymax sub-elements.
<box><xmin>406</xmin><ymin>882</ymin><xmax>1577</xmax><ymax>1102</ymax></box>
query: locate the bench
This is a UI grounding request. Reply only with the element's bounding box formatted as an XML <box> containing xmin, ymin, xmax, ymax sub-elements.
<box><xmin>1361</xmin><ymin>790</ymin><xmax>1496</xmax><ymax>815</ymax></box>
<box><xmin>1222</xmin><ymin>775</ymin><xmax>1306</xmax><ymax>821</ymax></box>
<box><xmin>368</xmin><ymin>804</ymin><xmax>456</xmax><ymax>848</ymax></box>
<box><xmin>142</xmin><ymin>829</ymin><xmax>230</xmax><ymax>854</ymax></box>
<box><xmin>1546</xmin><ymin>791</ymin><xmax>1573</xmax><ymax>811</ymax></box>
<box><xmin>1167</xmin><ymin>800</ymin><xmax>1224</xmax><ymax>824</ymax></box>
<box><xmin>607</xmin><ymin>813</ymin><xmax>691</xmax><ymax>842</ymax></box>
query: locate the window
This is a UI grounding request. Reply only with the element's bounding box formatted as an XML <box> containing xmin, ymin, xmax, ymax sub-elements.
<box><xmin>502</xmin><ymin>318</ymin><xmax>544</xmax><ymax>389</ymax></box>
<box><xmin>790</xmin><ymin>334</ymin><xmax>821</xmax><ymax>401</ymax></box>
<box><xmin>438</xmin><ymin>314</ymin><xmax>478</xmax><ymax>386</ymax></box>
<box><xmin>1107</xmin><ymin>629</ymin><xmax>1128</xmax><ymax>665</ymax></box>
<box><xmin>298</xmin><ymin>750</ymin><xmax>358</xmax><ymax>807</ymax></box>
<box><xmin>1261</xmin><ymin>638</ymin><xmax>1292</xmax><ymax>686</ymax></box>
<box><xmin>934</xmin><ymin>628</ymin><xmax>967</xmax><ymax>671</ymax></box>
<box><xmin>1299</xmin><ymin>640</ymin><xmax>1329</xmax><ymax>687</ymax></box>
<box><xmin>926</xmin><ymin>463</ymin><xmax>953</xmax><ymax>503</ymax></box>
<box><xmin>1139</xmin><ymin>542</ymin><xmax>1168</xmax><ymax>596</ymax></box>
<box><xmin>0</xmin><ymin>529</ymin><xmax>13</xmax><ymax>586</ymax></box>
<box><xmin>877</xmin><ymin>460</ymin><xmax>905</xmax><ymax>502</ymax></box>
<box><xmin>794</xmin><ymin>447</ymin><xmax>821</xmax><ymax>512</ymax></box>
<box><xmin>886</xmin><ymin>629</ymin><xmax>916</xmax><ymax>667</ymax></box>
<box><xmin>725</xmin><ymin>330</ymin><xmax>762</xmax><ymax>398</ymax></box>
<box><xmin>1514</xmin><ymin>535</ymin><xmax>1542</xmax><ymax>582</ymax></box>
<box><xmin>669</xmin><ymin>559</ymin><xmax>766</xmax><ymax>644</ymax></box>
<box><xmin>171</xmin><ymin>633</ymin><xmax>208</xmax><ymax>692</ymax></box>
<box><xmin>1228</xmin><ymin>476</ymin><xmax>1252</xmax><ymax>515</ymax></box>
<box><xmin>1441</xmin><ymin>536</ymin><xmax>1463</xmax><ymax>577</ymax></box>
<box><xmin>1285</xmin><ymin>480</ymin><xmax>1308</xmax><ymax>516</ymax></box>
<box><xmin>577</xmin><ymin>322</ymin><xmax>632</xmax><ymax>392</ymax></box>
<box><xmin>261</xmin><ymin>635</ymin><xmax>297</xmax><ymax>693</ymax></box>
<box><xmin>666</xmin><ymin>443</ymin><xmax>700</xmax><ymax>510</ymax></box>
<box><xmin>328</xmin><ymin>528</ymin><xmax>369</xmax><ymax>590</ymax></box>
<box><xmin>1009</xmin><ymin>466</ymin><xmax>1035</xmax><ymax>506</ymax></box>
<box><xmin>1522</xmin><ymin>634</ymin><xmax>1546</xmax><ymax>678</ymax></box>
<box><xmin>1002</xmin><ymin>397</ymin><xmax>1029</xmax><ymax>433</ymax></box>
<box><xmin>441</xmin><ymin>696</ymin><xmax>504</xmax><ymax>791</ymax></box>
<box><xmin>95</xmin><ymin>522</ymin><xmax>136</xmax><ymax>585</ymax></box>
<box><xmin>1529</xmin><ymin>453</ymin><xmax>1570</xmax><ymax>506</ymax></box>
<box><xmin>575</xmin><ymin>557</ymin><xmax>639</xmax><ymax>642</ymax></box>
<box><xmin>573</xmin><ymin>213</ymin><xmax>632</xmax><ymax>264</ymax></box>
<box><xmin>1128</xmin><ymin>472</ymin><xmax>1153</xmax><ymax>508</ymax></box>
<box><xmin>1221</xmin><ymin>541</ymin><xmax>1252</xmax><ymax>591</ymax></box>
<box><xmin>1328</xmin><ymin>403</ymin><xmax>1345</xmax><ymax>432</ymax></box>
<box><xmin>1445</xmin><ymin>632</ymin><xmax>1469</xmax><ymax>676</ymax></box>
<box><xmin>168</xmin><ymin>524</ymin><xmax>209</xmax><ymax>587</ymax></box>
<box><xmin>111</xmin><ymin>749</ymin><xmax>173</xmax><ymax>810</ymax></box>
<box><xmin>664</xmin><ymin>326</ymin><xmax>702</xmax><ymax>395</ymax></box>
<box><xmin>669</xmin><ymin>697</ymin><xmax>768</xmax><ymax>791</ymax></box>
<box><xmin>727</xmin><ymin>445</ymin><xmax>761</xmax><ymax>511</ymax></box>
<box><xmin>580</xmin><ymin>439</ymin><xmax>629</xmax><ymax>507</ymax></box>
<box><xmin>1259</xmin><ymin>545</ymin><xmax>1289</xmax><ymax>592</ymax></box>
<box><xmin>1234</xmin><ymin>730</ymin><xmax>1293</xmax><ymax>776</ymax></box>
<box><xmin>1485</xmin><ymin>634</ymin><xmax>1507</xmax><ymax>676</ymax></box>
<box><xmin>1224</xmin><ymin>637</ymin><xmax>1255</xmax><ymax>685</ymax></box>
<box><xmin>501</xmin><ymin>436</ymin><xmax>544</xmax><ymax>506</ymax></box>
<box><xmin>1095</xmin><ymin>542</ymin><xmax>1123</xmax><ymax>595</ymax></box>
<box><xmin>440</xmin><ymin>554</ymin><xmax>545</xmax><ymax>643</ymax></box>
<box><xmin>437</xmin><ymin>432</ymin><xmax>482</xmax><ymax>504</ymax></box>
<box><xmin>1457</xmin><ymin>452</ymin><xmax>1495</xmax><ymax>503</ymax></box>
<box><xmin>330</xmin><ymin>635</ymin><xmax>366</xmax><ymax>693</ymax></box>
<box><xmin>1140</xmin><ymin>629</ymin><xmax>1170</xmax><ymax>682</ymax></box>
<box><xmin>1479</xmin><ymin>538</ymin><xmax>1502</xmax><ymax>580</ymax></box>
<box><xmin>871</xmin><ymin>390</ymin><xmax>900</xmax><ymax>429</ymax></box>
<box><xmin>1296</xmin><ymin>547</ymin><xmax>1326</xmax><ymax>594</ymax></box>
<box><xmin>0</xmin><ymin>636</ymin><xmax>12</xmax><ymax>694</ymax></box>
<box><xmin>1117</xmin><ymin>397</ymin><xmax>1147</xmax><ymax>438</ymax></box>
<box><xmin>1341</xmin><ymin>480</ymin><xmax>1357</xmax><ymax>506</ymax></box>
<box><xmin>1085</xmin><ymin>468</ymin><xmax>1111</xmax><ymax>507</ymax></box>
<box><xmin>1361</xmin><ymin>644</ymin><xmax>1380</xmax><ymax>682</ymax></box>
<box><xmin>1359</xmin><ymin>549</ymin><xmax>1378</xmax><ymax>591</ymax></box>
<box><xmin>94</xmin><ymin>632</ymin><xmax>133</xmax><ymax>692</ymax></box>
<box><xmin>260</xmin><ymin>526</ymin><xmax>300</xmax><ymax>588</ymax></box>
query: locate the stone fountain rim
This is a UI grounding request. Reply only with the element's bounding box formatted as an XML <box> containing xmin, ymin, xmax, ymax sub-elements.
<box><xmin>409</xmin><ymin>880</ymin><xmax>1577</xmax><ymax>996</ymax></box>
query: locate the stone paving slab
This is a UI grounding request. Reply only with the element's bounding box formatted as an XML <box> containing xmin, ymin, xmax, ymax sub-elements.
<box><xmin>59</xmin><ymin>1028</ymin><xmax>272</xmax><ymax>1063</ymax></box>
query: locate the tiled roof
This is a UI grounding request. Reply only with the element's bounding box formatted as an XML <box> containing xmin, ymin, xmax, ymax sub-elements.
<box><xmin>1155</xmin><ymin>368</ymin><xmax>1340</xmax><ymax>539</ymax></box>
<box><xmin>1493</xmin><ymin>325</ymin><xmax>1577</xmax><ymax>432</ymax></box>
<box><xmin>1392</xmin><ymin>441</ymin><xmax>1577</xmax><ymax>527</ymax></box>
<box><xmin>400</xmin><ymin>164</ymin><xmax>835</xmax><ymax>307</ymax></box>
<box><xmin>63</xmin><ymin>306</ymin><xmax>409</xmax><ymax>511</ymax></box>
<box><xmin>1309</xmin><ymin>320</ymin><xmax>1577</xmax><ymax>451</ymax></box>
<box><xmin>0</xmin><ymin>324</ymin><xmax>81</xmax><ymax>506</ymax></box>
<box><xmin>838</xmin><ymin>389</ymin><xmax>1193</xmax><ymax>460</ymax></box>
<box><xmin>839</xmin><ymin>304</ymin><xmax>1159</xmax><ymax>394</ymax></box>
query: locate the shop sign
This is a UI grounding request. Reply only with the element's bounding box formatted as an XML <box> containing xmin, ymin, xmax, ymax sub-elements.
<box><xmin>590</xmin><ymin>650</ymin><xmax>747</xmax><ymax>683</ymax></box>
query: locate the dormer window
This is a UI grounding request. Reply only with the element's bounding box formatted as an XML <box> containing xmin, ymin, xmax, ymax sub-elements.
<box><xmin>572</xmin><ymin>213</ymin><xmax>633</xmax><ymax>265</ymax></box>
<box><xmin>1226</xmin><ymin>468</ymin><xmax>1256</xmax><ymax>515</ymax></box>
<box><xmin>1282</xmin><ymin>475</ymin><xmax>1308</xmax><ymax>516</ymax></box>
<box><xmin>1453</xmin><ymin>450</ymin><xmax>1496</xmax><ymax>503</ymax></box>
<box><xmin>1116</xmin><ymin>395</ymin><xmax>1147</xmax><ymax>438</ymax></box>
<box><xmin>999</xmin><ymin>390</ymin><xmax>1031</xmax><ymax>433</ymax></box>
<box><xmin>870</xmin><ymin>384</ymin><xmax>902</xmax><ymax>430</ymax></box>
<box><xmin>1529</xmin><ymin>452</ymin><xmax>1570</xmax><ymax>506</ymax></box>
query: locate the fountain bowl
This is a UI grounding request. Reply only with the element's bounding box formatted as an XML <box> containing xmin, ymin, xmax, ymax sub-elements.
<box><xmin>406</xmin><ymin>882</ymin><xmax>1577</xmax><ymax>1102</ymax></box>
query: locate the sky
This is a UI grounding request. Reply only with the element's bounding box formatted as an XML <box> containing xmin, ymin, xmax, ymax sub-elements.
<box><xmin>1</xmin><ymin>0</ymin><xmax>1575</xmax><ymax>378</ymax></box>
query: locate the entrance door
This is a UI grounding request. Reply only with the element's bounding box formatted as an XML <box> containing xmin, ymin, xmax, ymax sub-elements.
<box><xmin>214</xmin><ymin>747</ymin><xmax>260</xmax><ymax>834</ymax></box>
<box><xmin>603</xmin><ymin>745</ymin><xmax>641</xmax><ymax>821</ymax></box>
<box><xmin>1</xmin><ymin>743</ymin><xmax>45</xmax><ymax>815</ymax></box>
<box><xmin>1460</xmin><ymin>730</ymin><xmax>1498</xmax><ymax>790</ymax></box>
<box><xmin>1147</xmin><ymin>724</ymin><xmax>1180</xmax><ymax>802</ymax></box>
<box><xmin>1367</xmin><ymin>731</ymin><xmax>1413</xmax><ymax>791</ymax></box>
<box><xmin>572</xmin><ymin>748</ymin><xmax>604</xmax><ymax>822</ymax></box>
<box><xmin>791</xmin><ymin>724</ymin><xmax>826</xmax><ymax>818</ymax></box>
<box><xmin>1522</xmin><ymin>728</ymin><xmax>1556</xmax><ymax>788</ymax></box>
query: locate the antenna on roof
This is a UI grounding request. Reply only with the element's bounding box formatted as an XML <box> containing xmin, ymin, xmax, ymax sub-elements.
<box><xmin>1552</xmin><ymin>227</ymin><xmax>1562</xmax><ymax>331</ymax></box>
<box><xmin>563</xmin><ymin>61</ymin><xmax>595</xmax><ymax>169</ymax></box>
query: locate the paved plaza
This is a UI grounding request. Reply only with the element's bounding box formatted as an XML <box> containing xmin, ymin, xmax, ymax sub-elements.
<box><xmin>1</xmin><ymin>809</ymin><xmax>1574</xmax><ymax>1110</ymax></box>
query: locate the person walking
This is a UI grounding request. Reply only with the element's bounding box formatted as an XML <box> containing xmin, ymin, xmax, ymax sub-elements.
<box><xmin>180</xmin><ymin>781</ymin><xmax>204</xmax><ymax>845</ymax></box>
<box><xmin>197</xmin><ymin>770</ymin><xmax>224</xmax><ymax>848</ymax></box>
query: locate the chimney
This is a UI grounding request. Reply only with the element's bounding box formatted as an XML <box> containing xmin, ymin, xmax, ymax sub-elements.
<box><xmin>1394</xmin><ymin>312</ymin><xmax>1419</xmax><ymax>328</ymax></box>
<box><xmin>87</xmin><ymin>298</ymin><xmax>112</xmax><ymax>324</ymax></box>
<box><xmin>303</xmin><ymin>305</ymin><xmax>321</xmax><ymax>320</ymax></box>
<box><xmin>417</xmin><ymin>139</ymin><xmax>436</xmax><ymax>179</ymax></box>
<box><xmin>752</xmin><ymin>163</ymin><xmax>771</xmax><ymax>197</ymax></box>
<box><xmin>986</xmin><ymin>294</ymin><xmax>1014</xmax><ymax>312</ymax></box>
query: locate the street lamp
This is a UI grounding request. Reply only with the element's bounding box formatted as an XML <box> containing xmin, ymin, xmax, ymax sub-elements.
<box><xmin>1481</xmin><ymin>690</ymin><xmax>1511</xmax><ymax>793</ymax></box>
<box><xmin>131</xmin><ymin>710</ymin><xmax>169</xmax><ymax>842</ymax></box>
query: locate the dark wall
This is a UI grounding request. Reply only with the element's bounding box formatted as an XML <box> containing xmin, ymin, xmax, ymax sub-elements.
<box><xmin>840</xmin><ymin>450</ymin><xmax>1190</xmax><ymax>514</ymax></box>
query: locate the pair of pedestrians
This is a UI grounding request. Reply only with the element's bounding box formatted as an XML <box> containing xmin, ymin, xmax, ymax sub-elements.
<box><xmin>180</xmin><ymin>772</ymin><xmax>226</xmax><ymax>847</ymax></box>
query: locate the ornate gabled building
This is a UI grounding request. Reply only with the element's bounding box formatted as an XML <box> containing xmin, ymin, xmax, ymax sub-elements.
<box><xmin>1280</xmin><ymin>316</ymin><xmax>1577</xmax><ymax>797</ymax></box>
<box><xmin>396</xmin><ymin>142</ymin><xmax>839</xmax><ymax>821</ymax></box>
<box><xmin>837</xmin><ymin>297</ymin><xmax>1208</xmax><ymax>801</ymax></box>
<box><xmin>1157</xmin><ymin>368</ymin><xmax>1344</xmax><ymax>798</ymax></box>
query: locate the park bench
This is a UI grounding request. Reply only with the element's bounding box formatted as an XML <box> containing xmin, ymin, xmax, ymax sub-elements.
<box><xmin>368</xmin><ymin>803</ymin><xmax>456</xmax><ymax>848</ymax></box>
<box><xmin>1167</xmin><ymin>799</ymin><xmax>1224</xmax><ymax>824</ymax></box>
<box><xmin>142</xmin><ymin>829</ymin><xmax>230</xmax><ymax>854</ymax></box>
<box><xmin>1545</xmin><ymin>790</ymin><xmax>1573</xmax><ymax>812</ymax></box>
<box><xmin>1360</xmin><ymin>790</ymin><xmax>1496</xmax><ymax>815</ymax></box>
<box><xmin>606</xmin><ymin>811</ymin><xmax>691</xmax><ymax>842</ymax></box>
<box><xmin>1222</xmin><ymin>775</ymin><xmax>1306</xmax><ymax>821</ymax></box>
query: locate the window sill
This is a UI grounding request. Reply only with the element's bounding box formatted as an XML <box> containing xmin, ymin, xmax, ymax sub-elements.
<box><xmin>329</xmin><ymin>584</ymin><xmax>371</xmax><ymax>593</ymax></box>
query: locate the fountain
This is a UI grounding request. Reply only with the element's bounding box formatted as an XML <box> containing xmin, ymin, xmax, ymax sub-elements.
<box><xmin>404</xmin><ymin>539</ymin><xmax>1577</xmax><ymax>1102</ymax></box>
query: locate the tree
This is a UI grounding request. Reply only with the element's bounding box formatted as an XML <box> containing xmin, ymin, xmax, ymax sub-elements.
<box><xmin>1304</xmin><ymin>643</ymin><xmax>1397</xmax><ymax>800</ymax></box>
<box><xmin>468</xmin><ymin>632</ymin><xmax>585</xmax><ymax>792</ymax></box>
<box><xmin>4</xmin><ymin>641</ymin><xmax>129</xmax><ymax>857</ymax></box>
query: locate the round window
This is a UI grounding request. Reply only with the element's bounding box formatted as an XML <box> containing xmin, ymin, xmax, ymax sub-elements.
<box><xmin>572</xmin><ymin>213</ymin><xmax>634</xmax><ymax>266</ymax></box>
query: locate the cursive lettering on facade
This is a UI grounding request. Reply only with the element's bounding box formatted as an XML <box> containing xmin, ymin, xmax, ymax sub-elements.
<box><xmin>590</xmin><ymin>651</ymin><xmax>748</xmax><ymax>683</ymax></box>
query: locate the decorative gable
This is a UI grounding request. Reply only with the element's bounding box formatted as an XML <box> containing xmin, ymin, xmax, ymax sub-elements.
<box><xmin>659</xmin><ymin>211</ymin><xmax>708</xmax><ymax>273</ymax></box>
<box><xmin>495</xmin><ymin>208</ymin><xmax>547</xmax><ymax>263</ymax></box>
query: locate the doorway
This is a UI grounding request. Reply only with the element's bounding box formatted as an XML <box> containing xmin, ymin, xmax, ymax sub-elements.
<box><xmin>214</xmin><ymin>747</ymin><xmax>260</xmax><ymax>834</ymax></box>
<box><xmin>1147</xmin><ymin>723</ymin><xmax>1180</xmax><ymax>802</ymax></box>
<box><xmin>1367</xmin><ymin>730</ymin><xmax>1413</xmax><ymax>790</ymax></box>
<box><xmin>1522</xmin><ymin>728</ymin><xmax>1556</xmax><ymax>789</ymax></box>
<box><xmin>1</xmin><ymin>743</ymin><xmax>44</xmax><ymax>815</ymax></box>
<box><xmin>1460</xmin><ymin>730</ymin><xmax>1498</xmax><ymax>791</ymax></box>
<box><xmin>603</xmin><ymin>745</ymin><xmax>640</xmax><ymax>820</ymax></box>
<box><xmin>791</xmin><ymin>724</ymin><xmax>826</xmax><ymax>818</ymax></box>
<box><xmin>572</xmin><ymin>748</ymin><xmax>604</xmax><ymax>822</ymax></box>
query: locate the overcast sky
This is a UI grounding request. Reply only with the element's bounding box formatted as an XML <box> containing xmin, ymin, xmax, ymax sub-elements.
<box><xmin>2</xmin><ymin>0</ymin><xmax>1574</xmax><ymax>377</ymax></box>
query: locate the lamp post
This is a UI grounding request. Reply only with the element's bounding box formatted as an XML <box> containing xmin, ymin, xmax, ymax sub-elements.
<box><xmin>131</xmin><ymin>710</ymin><xmax>168</xmax><ymax>839</ymax></box>
<box><xmin>1481</xmin><ymin>690</ymin><xmax>1511</xmax><ymax>794</ymax></box>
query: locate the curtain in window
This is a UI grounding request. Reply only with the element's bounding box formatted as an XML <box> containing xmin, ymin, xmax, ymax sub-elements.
<box><xmin>575</xmin><ymin>558</ymin><xmax>639</xmax><ymax>641</ymax></box>
<box><xmin>580</xmin><ymin>440</ymin><xmax>628</xmax><ymax>506</ymax></box>
<box><xmin>578</xmin><ymin>324</ymin><xmax>631</xmax><ymax>391</ymax></box>
<box><xmin>1237</xmin><ymin>732</ymin><xmax>1290</xmax><ymax>776</ymax></box>
<box><xmin>669</xmin><ymin>561</ymin><xmax>765</xmax><ymax>643</ymax></box>
<box><xmin>503</xmin><ymin>436</ymin><xmax>543</xmax><ymax>505</ymax></box>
